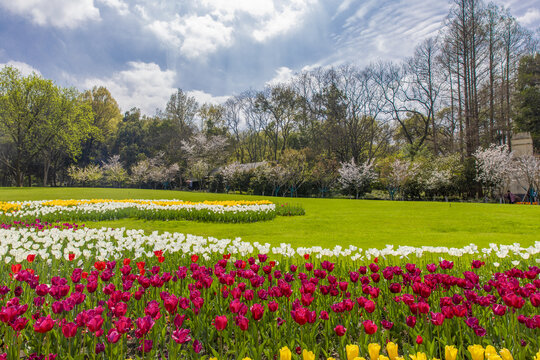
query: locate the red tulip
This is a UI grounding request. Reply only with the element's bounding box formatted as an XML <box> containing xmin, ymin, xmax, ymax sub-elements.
<box><xmin>214</xmin><ymin>315</ymin><xmax>228</xmax><ymax>331</ymax></box>
<box><xmin>334</xmin><ymin>325</ymin><xmax>347</xmax><ymax>336</ymax></box>
<box><xmin>34</xmin><ymin>316</ymin><xmax>54</xmax><ymax>333</ymax></box>
<box><xmin>364</xmin><ymin>300</ymin><xmax>376</xmax><ymax>313</ymax></box>
<box><xmin>11</xmin><ymin>264</ymin><xmax>22</xmax><ymax>274</ymax></box>
<box><xmin>416</xmin><ymin>335</ymin><xmax>423</xmax><ymax>344</ymax></box>
<box><xmin>135</xmin><ymin>316</ymin><xmax>155</xmax><ymax>338</ymax></box>
<box><xmin>172</xmin><ymin>328</ymin><xmax>191</xmax><ymax>344</ymax></box>
<box><xmin>26</xmin><ymin>254</ymin><xmax>36</xmax><ymax>263</ymax></box>
<box><xmin>87</xmin><ymin>315</ymin><xmax>104</xmax><ymax>333</ymax></box>
<box><xmin>68</xmin><ymin>253</ymin><xmax>75</xmax><ymax>261</ymax></box>
<box><xmin>363</xmin><ymin>320</ymin><xmax>377</xmax><ymax>334</ymax></box>
<box><xmin>250</xmin><ymin>303</ymin><xmax>264</xmax><ymax>321</ymax></box>
<box><xmin>531</xmin><ymin>293</ymin><xmax>540</xmax><ymax>307</ymax></box>
<box><xmin>406</xmin><ymin>316</ymin><xmax>417</xmax><ymax>328</ymax></box>
<box><xmin>430</xmin><ymin>312</ymin><xmax>444</xmax><ymax>326</ymax></box>
<box><xmin>62</xmin><ymin>322</ymin><xmax>78</xmax><ymax>338</ymax></box>
<box><xmin>234</xmin><ymin>315</ymin><xmax>249</xmax><ymax>331</ymax></box>
<box><xmin>107</xmin><ymin>329</ymin><xmax>121</xmax><ymax>344</ymax></box>
<box><xmin>191</xmin><ymin>254</ymin><xmax>199</xmax><ymax>262</ymax></box>
<box><xmin>492</xmin><ymin>304</ymin><xmax>507</xmax><ymax>316</ymax></box>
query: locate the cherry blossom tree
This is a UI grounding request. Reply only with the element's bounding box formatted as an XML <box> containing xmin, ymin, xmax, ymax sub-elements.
<box><xmin>380</xmin><ymin>159</ymin><xmax>421</xmax><ymax>200</ymax></box>
<box><xmin>474</xmin><ymin>144</ymin><xmax>514</xmax><ymax>199</ymax></box>
<box><xmin>338</xmin><ymin>159</ymin><xmax>377</xmax><ymax>199</ymax></box>
<box><xmin>102</xmin><ymin>155</ymin><xmax>127</xmax><ymax>187</ymax></box>
<box><xmin>513</xmin><ymin>155</ymin><xmax>540</xmax><ymax>202</ymax></box>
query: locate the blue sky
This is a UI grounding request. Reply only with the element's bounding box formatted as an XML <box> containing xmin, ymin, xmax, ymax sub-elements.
<box><xmin>1</xmin><ymin>0</ymin><xmax>538</xmax><ymax>115</ymax></box>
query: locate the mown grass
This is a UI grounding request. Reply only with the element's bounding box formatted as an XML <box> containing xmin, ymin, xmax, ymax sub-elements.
<box><xmin>1</xmin><ymin>187</ymin><xmax>539</xmax><ymax>249</ymax></box>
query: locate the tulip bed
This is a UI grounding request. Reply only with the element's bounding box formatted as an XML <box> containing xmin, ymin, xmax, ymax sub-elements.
<box><xmin>0</xmin><ymin>222</ymin><xmax>538</xmax><ymax>360</ymax></box>
<box><xmin>0</xmin><ymin>199</ymin><xmax>281</xmax><ymax>223</ymax></box>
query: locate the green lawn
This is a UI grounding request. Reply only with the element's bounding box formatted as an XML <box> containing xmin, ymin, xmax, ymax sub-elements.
<box><xmin>1</xmin><ymin>187</ymin><xmax>539</xmax><ymax>249</ymax></box>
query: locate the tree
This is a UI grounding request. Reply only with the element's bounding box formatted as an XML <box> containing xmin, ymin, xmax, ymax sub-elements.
<box><xmin>513</xmin><ymin>155</ymin><xmax>540</xmax><ymax>198</ymax></box>
<box><xmin>0</xmin><ymin>66</ymin><xmax>62</xmax><ymax>186</ymax></box>
<box><xmin>514</xmin><ymin>54</ymin><xmax>540</xmax><ymax>150</ymax></box>
<box><xmin>67</xmin><ymin>163</ymin><xmax>103</xmax><ymax>187</ymax></box>
<box><xmin>113</xmin><ymin>108</ymin><xmax>148</xmax><ymax>170</ymax></box>
<box><xmin>130</xmin><ymin>153</ymin><xmax>179</xmax><ymax>189</ymax></box>
<box><xmin>164</xmin><ymin>89</ymin><xmax>198</xmax><ymax>137</ymax></box>
<box><xmin>380</xmin><ymin>159</ymin><xmax>421</xmax><ymax>200</ymax></box>
<box><xmin>80</xmin><ymin>86</ymin><xmax>122</xmax><ymax>165</ymax></box>
<box><xmin>474</xmin><ymin>144</ymin><xmax>514</xmax><ymax>199</ymax></box>
<box><xmin>221</xmin><ymin>162</ymin><xmax>243</xmax><ymax>192</ymax></box>
<box><xmin>311</xmin><ymin>156</ymin><xmax>339</xmax><ymax>197</ymax></box>
<box><xmin>181</xmin><ymin>133</ymin><xmax>229</xmax><ymax>169</ymax></box>
<box><xmin>40</xmin><ymin>87</ymin><xmax>93</xmax><ymax>186</ymax></box>
<box><xmin>102</xmin><ymin>155</ymin><xmax>128</xmax><ymax>187</ymax></box>
<box><xmin>199</xmin><ymin>103</ymin><xmax>226</xmax><ymax>136</ymax></box>
<box><xmin>255</xmin><ymin>85</ymin><xmax>299</xmax><ymax>161</ymax></box>
<box><xmin>280</xmin><ymin>149</ymin><xmax>309</xmax><ymax>197</ymax></box>
<box><xmin>338</xmin><ymin>158</ymin><xmax>377</xmax><ymax>199</ymax></box>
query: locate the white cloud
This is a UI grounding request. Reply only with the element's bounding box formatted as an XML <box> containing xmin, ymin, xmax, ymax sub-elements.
<box><xmin>323</xmin><ymin>0</ymin><xmax>450</xmax><ymax>67</ymax></box>
<box><xmin>0</xmin><ymin>0</ymin><xmax>100</xmax><ymax>28</ymax></box>
<box><xmin>334</xmin><ymin>0</ymin><xmax>357</xmax><ymax>18</ymax></box>
<box><xmin>252</xmin><ymin>0</ymin><xmax>316</xmax><ymax>42</ymax></box>
<box><xmin>0</xmin><ymin>61</ymin><xmax>41</xmax><ymax>76</ymax></box>
<box><xmin>200</xmin><ymin>0</ymin><xmax>275</xmax><ymax>21</ymax></box>
<box><xmin>148</xmin><ymin>14</ymin><xmax>233</xmax><ymax>59</ymax></box>
<box><xmin>82</xmin><ymin>62</ymin><xmax>176</xmax><ymax>115</ymax></box>
<box><xmin>97</xmin><ymin>0</ymin><xmax>129</xmax><ymax>16</ymax></box>
<box><xmin>517</xmin><ymin>8</ymin><xmax>540</xmax><ymax>26</ymax></box>
<box><xmin>266</xmin><ymin>66</ymin><xmax>295</xmax><ymax>86</ymax></box>
<box><xmin>187</xmin><ymin>90</ymin><xmax>230</xmax><ymax>105</ymax></box>
<box><xmin>134</xmin><ymin>5</ymin><xmax>149</xmax><ymax>20</ymax></box>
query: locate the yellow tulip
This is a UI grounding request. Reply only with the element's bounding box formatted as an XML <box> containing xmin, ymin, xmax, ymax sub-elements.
<box><xmin>468</xmin><ymin>345</ymin><xmax>485</xmax><ymax>360</ymax></box>
<box><xmin>379</xmin><ymin>356</ymin><xmax>390</xmax><ymax>360</ymax></box>
<box><xmin>353</xmin><ymin>358</ymin><xmax>367</xmax><ymax>360</ymax></box>
<box><xmin>387</xmin><ymin>342</ymin><xmax>399</xmax><ymax>360</ymax></box>
<box><xmin>445</xmin><ymin>346</ymin><xmax>458</xmax><ymax>360</ymax></box>
<box><xmin>280</xmin><ymin>346</ymin><xmax>292</xmax><ymax>360</ymax></box>
<box><xmin>487</xmin><ymin>356</ymin><xmax>502</xmax><ymax>360</ymax></box>
<box><xmin>303</xmin><ymin>349</ymin><xmax>315</xmax><ymax>360</ymax></box>
<box><xmin>242</xmin><ymin>358</ymin><xmax>252</xmax><ymax>360</ymax></box>
<box><xmin>209</xmin><ymin>358</ymin><xmax>217</xmax><ymax>360</ymax></box>
<box><xmin>433</xmin><ymin>358</ymin><xmax>441</xmax><ymax>360</ymax></box>
<box><xmin>369</xmin><ymin>343</ymin><xmax>381</xmax><ymax>360</ymax></box>
<box><xmin>347</xmin><ymin>345</ymin><xmax>360</xmax><ymax>360</ymax></box>
<box><xmin>328</xmin><ymin>358</ymin><xmax>337</xmax><ymax>360</ymax></box>
<box><xmin>535</xmin><ymin>351</ymin><xmax>540</xmax><ymax>360</ymax></box>
<box><xmin>409</xmin><ymin>352</ymin><xmax>427</xmax><ymax>360</ymax></box>
<box><xmin>499</xmin><ymin>348</ymin><xmax>513</xmax><ymax>360</ymax></box>
<box><xmin>485</xmin><ymin>346</ymin><xmax>498</xmax><ymax>358</ymax></box>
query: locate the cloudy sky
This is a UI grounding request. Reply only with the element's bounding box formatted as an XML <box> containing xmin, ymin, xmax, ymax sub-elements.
<box><xmin>1</xmin><ymin>0</ymin><xmax>538</xmax><ymax>115</ymax></box>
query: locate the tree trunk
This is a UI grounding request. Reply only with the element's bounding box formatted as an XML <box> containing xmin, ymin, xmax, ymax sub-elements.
<box><xmin>43</xmin><ymin>158</ymin><xmax>50</xmax><ymax>187</ymax></box>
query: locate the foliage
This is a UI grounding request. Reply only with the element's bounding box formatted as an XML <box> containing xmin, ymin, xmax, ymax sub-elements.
<box><xmin>274</xmin><ymin>202</ymin><xmax>306</xmax><ymax>216</ymax></box>
<box><xmin>514</xmin><ymin>54</ymin><xmax>540</xmax><ymax>150</ymax></box>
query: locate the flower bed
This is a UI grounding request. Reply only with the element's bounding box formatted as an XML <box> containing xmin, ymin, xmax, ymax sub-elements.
<box><xmin>0</xmin><ymin>225</ymin><xmax>538</xmax><ymax>359</ymax></box>
<box><xmin>0</xmin><ymin>199</ymin><xmax>278</xmax><ymax>223</ymax></box>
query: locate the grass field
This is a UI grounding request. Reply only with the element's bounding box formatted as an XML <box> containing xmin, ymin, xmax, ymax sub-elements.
<box><xmin>1</xmin><ymin>187</ymin><xmax>539</xmax><ymax>249</ymax></box>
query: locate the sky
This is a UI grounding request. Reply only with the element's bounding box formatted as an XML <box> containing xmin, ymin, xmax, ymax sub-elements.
<box><xmin>0</xmin><ymin>0</ymin><xmax>538</xmax><ymax>115</ymax></box>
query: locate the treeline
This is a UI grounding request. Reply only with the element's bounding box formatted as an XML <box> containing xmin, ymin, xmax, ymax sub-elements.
<box><xmin>0</xmin><ymin>0</ymin><xmax>538</xmax><ymax>199</ymax></box>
